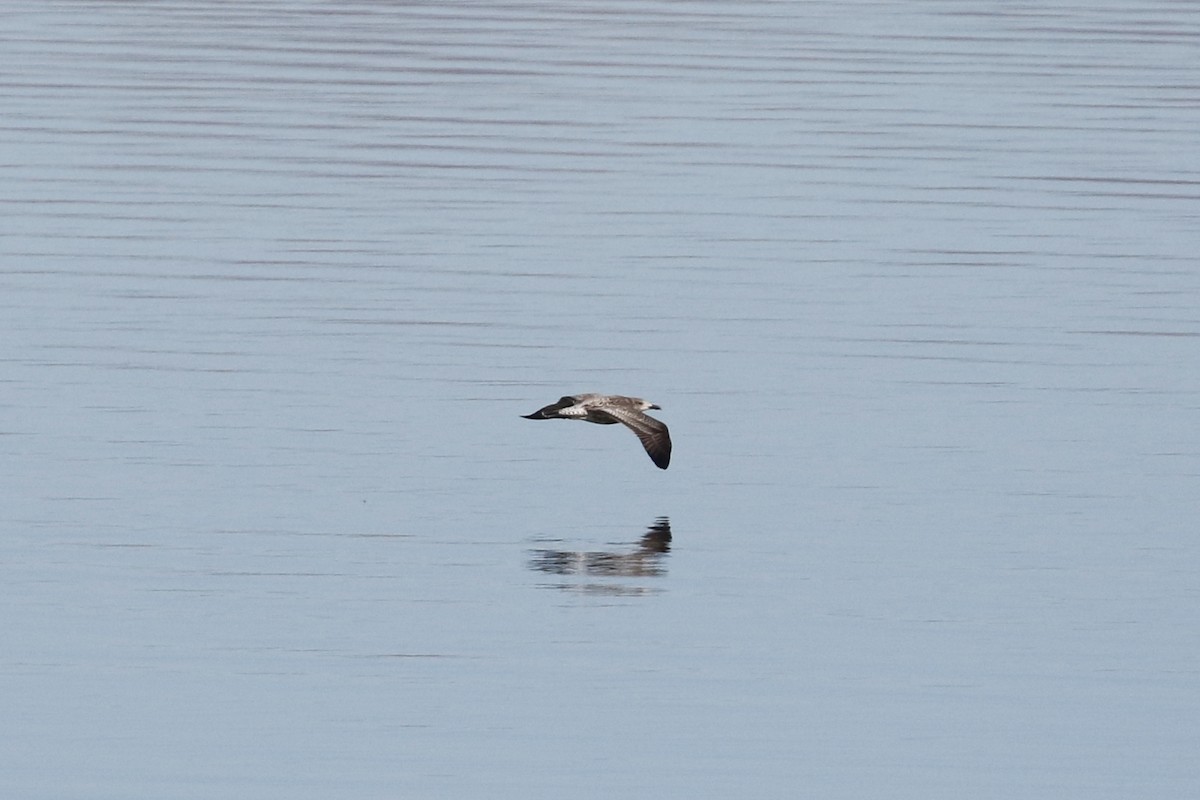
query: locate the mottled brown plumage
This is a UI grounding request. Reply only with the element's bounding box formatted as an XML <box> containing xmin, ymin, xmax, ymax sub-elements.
<box><xmin>522</xmin><ymin>394</ymin><xmax>672</xmax><ymax>469</ymax></box>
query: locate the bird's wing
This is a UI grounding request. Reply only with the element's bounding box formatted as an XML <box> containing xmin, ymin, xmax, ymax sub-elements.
<box><xmin>594</xmin><ymin>407</ymin><xmax>672</xmax><ymax>469</ymax></box>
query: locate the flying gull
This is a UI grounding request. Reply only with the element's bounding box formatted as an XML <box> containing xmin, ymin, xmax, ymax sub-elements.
<box><xmin>522</xmin><ymin>393</ymin><xmax>672</xmax><ymax>469</ymax></box>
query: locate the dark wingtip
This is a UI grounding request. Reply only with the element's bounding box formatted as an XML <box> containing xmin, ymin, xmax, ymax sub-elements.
<box><xmin>523</xmin><ymin>397</ymin><xmax>574</xmax><ymax>419</ymax></box>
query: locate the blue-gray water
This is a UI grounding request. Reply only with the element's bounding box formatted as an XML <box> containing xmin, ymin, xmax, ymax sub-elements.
<box><xmin>3</xmin><ymin>2</ymin><xmax>1198</xmax><ymax>797</ymax></box>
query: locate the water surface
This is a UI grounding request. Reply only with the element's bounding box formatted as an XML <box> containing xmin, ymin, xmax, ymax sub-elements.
<box><xmin>3</xmin><ymin>2</ymin><xmax>1198</xmax><ymax>798</ymax></box>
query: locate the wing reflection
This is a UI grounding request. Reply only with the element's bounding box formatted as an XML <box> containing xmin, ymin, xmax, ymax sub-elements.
<box><xmin>528</xmin><ymin>517</ymin><xmax>672</xmax><ymax>593</ymax></box>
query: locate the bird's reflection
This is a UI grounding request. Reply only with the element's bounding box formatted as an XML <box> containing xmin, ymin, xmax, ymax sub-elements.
<box><xmin>528</xmin><ymin>517</ymin><xmax>672</xmax><ymax>594</ymax></box>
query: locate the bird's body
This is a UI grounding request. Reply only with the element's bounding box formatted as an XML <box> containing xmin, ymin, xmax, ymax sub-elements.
<box><xmin>522</xmin><ymin>393</ymin><xmax>672</xmax><ymax>469</ymax></box>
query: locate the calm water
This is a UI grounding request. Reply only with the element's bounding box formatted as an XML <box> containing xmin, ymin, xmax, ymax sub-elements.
<box><xmin>3</xmin><ymin>1</ymin><xmax>1199</xmax><ymax>797</ymax></box>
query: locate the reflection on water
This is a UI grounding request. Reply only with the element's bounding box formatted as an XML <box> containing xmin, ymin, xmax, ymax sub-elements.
<box><xmin>528</xmin><ymin>517</ymin><xmax>671</xmax><ymax>594</ymax></box>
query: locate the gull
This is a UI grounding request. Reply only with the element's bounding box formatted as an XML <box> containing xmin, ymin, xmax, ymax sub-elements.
<box><xmin>522</xmin><ymin>394</ymin><xmax>672</xmax><ymax>469</ymax></box>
